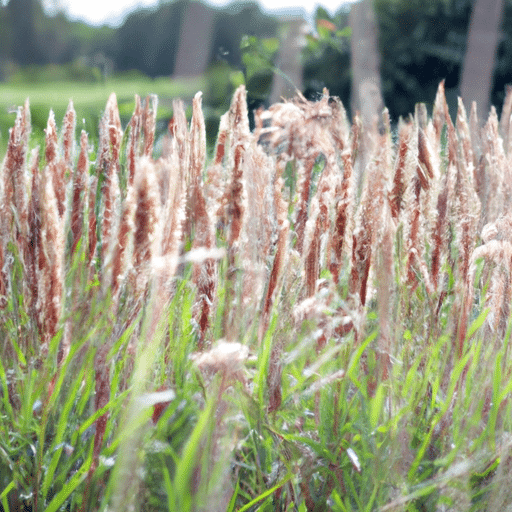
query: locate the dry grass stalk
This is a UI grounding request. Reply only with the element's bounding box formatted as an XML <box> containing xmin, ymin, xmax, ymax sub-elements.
<box><xmin>417</xmin><ymin>128</ymin><xmax>435</xmax><ymax>189</ymax></box>
<box><xmin>229</xmin><ymin>85</ymin><xmax>251</xmax><ymax>145</ymax></box>
<box><xmin>238</xmin><ymin>144</ymin><xmax>276</xmax><ymax>316</ymax></box>
<box><xmin>349</xmin><ymin>194</ymin><xmax>373</xmax><ymax>307</ymax></box>
<box><xmin>222</xmin><ymin>142</ymin><xmax>246</xmax><ymax>340</ymax></box>
<box><xmin>373</xmin><ymin>119</ymin><xmax>395</xmax><ymax>378</ymax></box>
<box><xmin>1</xmin><ymin>100</ymin><xmax>30</xmax><ymax>251</ymax></box>
<box><xmin>469</xmin><ymin>100</ymin><xmax>482</xmax><ymax>164</ymax></box>
<box><xmin>215</xmin><ymin>87</ymin><xmax>250</xmax><ymax>247</ymax></box>
<box><xmin>430</xmin><ymin>173</ymin><xmax>449</xmax><ymax>291</ymax></box>
<box><xmin>404</xmin><ymin>174</ymin><xmax>423</xmax><ymax>291</ymax></box>
<box><xmin>432</xmin><ymin>80</ymin><xmax>447</xmax><ymax>142</ymax></box>
<box><xmin>457</xmin><ymin>97</ymin><xmax>474</xmax><ymax>174</ymax></box>
<box><xmin>213</xmin><ymin>111</ymin><xmax>228</xmax><ymax>166</ymax></box>
<box><xmin>205</xmin><ymin>112</ymin><xmax>230</xmax><ymax>225</ymax></box>
<box><xmin>99</xmin><ymin>94</ymin><xmax>122</xmax><ymax>267</ymax></box>
<box><xmin>459</xmin><ymin>216</ymin><xmax>512</xmax><ymax>353</ymax></box>
<box><xmin>131</xmin><ymin>158</ymin><xmax>159</xmax><ymax>301</ymax></box>
<box><xmin>127</xmin><ymin>95</ymin><xmax>142</xmax><ymax>186</ymax></box>
<box><xmin>455</xmin><ymin>174</ymin><xmax>481</xmax><ymax>287</ymax></box>
<box><xmin>189</xmin><ymin>92</ymin><xmax>216</xmax><ymax>347</ymax></box>
<box><xmin>295</xmin><ymin>155</ymin><xmax>316</xmax><ymax>254</ymax></box>
<box><xmin>70</xmin><ymin>130</ymin><xmax>89</xmax><ymax>256</ymax></box>
<box><xmin>257</xmin><ymin>92</ymin><xmax>335</xmax><ymax>257</ymax></box>
<box><xmin>45</xmin><ymin>110</ymin><xmax>67</xmax><ymax>218</ymax></box>
<box><xmin>62</xmin><ymin>99</ymin><xmax>76</xmax><ymax>169</ymax></box>
<box><xmin>87</xmin><ymin>171</ymin><xmax>98</xmax><ymax>268</ymax></box>
<box><xmin>91</xmin><ymin>345</ymin><xmax>110</xmax><ymax>474</ymax></box>
<box><xmin>171</xmin><ymin>99</ymin><xmax>189</xmax><ymax>173</ymax></box>
<box><xmin>390</xmin><ymin>120</ymin><xmax>412</xmax><ymax>220</ymax></box>
<box><xmin>26</xmin><ymin>148</ymin><xmax>41</xmax><ymax>325</ymax></box>
<box><xmin>376</xmin><ymin>196</ymin><xmax>394</xmax><ymax>379</ymax></box>
<box><xmin>329</xmin><ymin>147</ymin><xmax>355</xmax><ymax>284</ymax></box>
<box><xmin>111</xmin><ymin>182</ymin><xmax>135</xmax><ymax>303</ymax></box>
<box><xmin>259</xmin><ymin>173</ymin><xmax>290</xmax><ymax>342</ymax></box>
<box><xmin>303</xmin><ymin>153</ymin><xmax>336</xmax><ymax>297</ymax></box>
<box><xmin>159</xmin><ymin>160</ymin><xmax>186</xmax><ymax>286</ymax></box>
<box><xmin>482</xmin><ymin>108</ymin><xmax>508</xmax><ymax>225</ymax></box>
<box><xmin>39</xmin><ymin>160</ymin><xmax>64</xmax><ymax>351</ymax></box>
<box><xmin>455</xmin><ymin>98</ymin><xmax>481</xmax><ymax>282</ymax></box>
<box><xmin>350</xmin><ymin>125</ymin><xmax>392</xmax><ymax>307</ymax></box>
<box><xmin>142</xmin><ymin>95</ymin><xmax>158</xmax><ymax>158</ymax></box>
<box><xmin>191</xmin><ymin>339</ymin><xmax>248</xmax><ymax>386</ymax></box>
<box><xmin>0</xmin><ymin>244</ymin><xmax>6</xmax><ymax>310</ymax></box>
<box><xmin>327</xmin><ymin>95</ymin><xmax>351</xmax><ymax>155</ymax></box>
<box><xmin>226</xmin><ymin>143</ymin><xmax>245</xmax><ymax>261</ymax></box>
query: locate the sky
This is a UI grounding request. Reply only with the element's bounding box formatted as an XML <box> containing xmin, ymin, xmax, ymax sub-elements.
<box><xmin>47</xmin><ymin>0</ymin><xmax>356</xmax><ymax>28</ymax></box>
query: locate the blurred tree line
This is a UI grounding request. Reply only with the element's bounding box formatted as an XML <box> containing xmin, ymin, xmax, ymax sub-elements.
<box><xmin>0</xmin><ymin>0</ymin><xmax>277</xmax><ymax>79</ymax></box>
<box><xmin>1</xmin><ymin>0</ymin><xmax>512</xmax><ymax>120</ymax></box>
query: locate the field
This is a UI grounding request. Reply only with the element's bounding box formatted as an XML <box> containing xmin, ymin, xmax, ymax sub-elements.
<box><xmin>1</xmin><ymin>80</ymin><xmax>512</xmax><ymax>511</ymax></box>
<box><xmin>0</xmin><ymin>75</ymin><xmax>206</xmax><ymax>159</ymax></box>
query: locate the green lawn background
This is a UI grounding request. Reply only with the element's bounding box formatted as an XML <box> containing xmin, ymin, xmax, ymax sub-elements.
<box><xmin>0</xmin><ymin>76</ymin><xmax>205</xmax><ymax>159</ymax></box>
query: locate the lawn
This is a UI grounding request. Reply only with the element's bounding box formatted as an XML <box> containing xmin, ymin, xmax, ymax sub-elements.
<box><xmin>0</xmin><ymin>75</ymin><xmax>205</xmax><ymax>158</ymax></box>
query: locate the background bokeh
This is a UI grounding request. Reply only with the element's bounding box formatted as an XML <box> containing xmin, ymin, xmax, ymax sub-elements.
<box><xmin>0</xmin><ymin>0</ymin><xmax>510</xmax><ymax>155</ymax></box>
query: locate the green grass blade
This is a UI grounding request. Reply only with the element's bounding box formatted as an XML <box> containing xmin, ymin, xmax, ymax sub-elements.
<box><xmin>237</xmin><ymin>473</ymin><xmax>293</xmax><ymax>512</ymax></box>
<box><xmin>44</xmin><ymin>456</ymin><xmax>91</xmax><ymax>512</ymax></box>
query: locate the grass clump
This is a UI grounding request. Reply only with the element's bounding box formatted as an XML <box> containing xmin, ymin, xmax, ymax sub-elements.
<box><xmin>1</xmin><ymin>81</ymin><xmax>512</xmax><ymax>511</ymax></box>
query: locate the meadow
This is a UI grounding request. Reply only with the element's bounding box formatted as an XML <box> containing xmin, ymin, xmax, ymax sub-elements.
<box><xmin>1</xmin><ymin>80</ymin><xmax>512</xmax><ymax>511</ymax></box>
<box><xmin>0</xmin><ymin>75</ymin><xmax>206</xmax><ymax>159</ymax></box>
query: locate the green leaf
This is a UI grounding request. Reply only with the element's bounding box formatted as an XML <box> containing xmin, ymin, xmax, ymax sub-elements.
<box><xmin>336</xmin><ymin>27</ymin><xmax>352</xmax><ymax>38</ymax></box>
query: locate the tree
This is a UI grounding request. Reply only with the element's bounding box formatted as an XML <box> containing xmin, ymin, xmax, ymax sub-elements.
<box><xmin>6</xmin><ymin>0</ymin><xmax>46</xmax><ymax>65</ymax></box>
<box><xmin>460</xmin><ymin>0</ymin><xmax>505</xmax><ymax>119</ymax></box>
<box><xmin>0</xmin><ymin>3</ymin><xmax>11</xmax><ymax>80</ymax></box>
<box><xmin>349</xmin><ymin>0</ymin><xmax>383</xmax><ymax>128</ymax></box>
<box><xmin>173</xmin><ymin>0</ymin><xmax>215</xmax><ymax>77</ymax></box>
<box><xmin>374</xmin><ymin>0</ymin><xmax>472</xmax><ymax>120</ymax></box>
<box><xmin>302</xmin><ymin>7</ymin><xmax>351</xmax><ymax>107</ymax></box>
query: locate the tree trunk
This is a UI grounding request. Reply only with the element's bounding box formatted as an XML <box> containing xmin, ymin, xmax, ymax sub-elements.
<box><xmin>349</xmin><ymin>0</ymin><xmax>383</xmax><ymax>129</ymax></box>
<box><xmin>269</xmin><ymin>16</ymin><xmax>306</xmax><ymax>104</ymax></box>
<box><xmin>173</xmin><ymin>1</ymin><xmax>215</xmax><ymax>78</ymax></box>
<box><xmin>460</xmin><ymin>0</ymin><xmax>504</xmax><ymax>120</ymax></box>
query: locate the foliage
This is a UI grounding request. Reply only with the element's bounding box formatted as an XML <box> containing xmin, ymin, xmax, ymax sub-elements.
<box><xmin>302</xmin><ymin>7</ymin><xmax>352</xmax><ymax>104</ymax></box>
<box><xmin>374</xmin><ymin>0</ymin><xmax>472</xmax><ymax>119</ymax></box>
<box><xmin>7</xmin><ymin>60</ymin><xmax>103</xmax><ymax>84</ymax></box>
<box><xmin>112</xmin><ymin>0</ymin><xmax>278</xmax><ymax>78</ymax></box>
<box><xmin>0</xmin><ymin>0</ymin><xmax>278</xmax><ymax>81</ymax></box>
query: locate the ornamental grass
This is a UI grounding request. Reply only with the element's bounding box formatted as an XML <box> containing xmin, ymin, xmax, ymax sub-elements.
<box><xmin>2</xmin><ymin>82</ymin><xmax>512</xmax><ymax>510</ymax></box>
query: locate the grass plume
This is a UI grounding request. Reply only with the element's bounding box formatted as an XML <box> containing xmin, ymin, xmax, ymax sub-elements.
<box><xmin>2</xmin><ymin>83</ymin><xmax>512</xmax><ymax>511</ymax></box>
